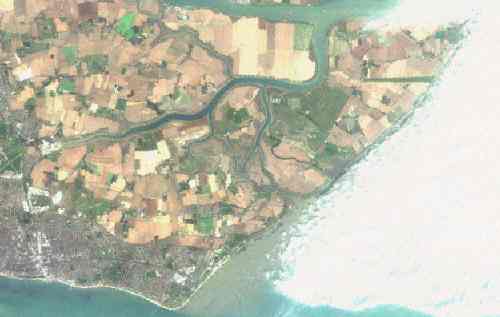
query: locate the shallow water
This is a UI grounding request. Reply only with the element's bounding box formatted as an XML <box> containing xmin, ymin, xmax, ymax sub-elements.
<box><xmin>0</xmin><ymin>277</ymin><xmax>185</xmax><ymax>317</ymax></box>
<box><xmin>0</xmin><ymin>276</ymin><xmax>431</xmax><ymax>317</ymax></box>
<box><xmin>275</xmin><ymin>2</ymin><xmax>500</xmax><ymax>317</ymax></box>
<box><xmin>1</xmin><ymin>0</ymin><xmax>496</xmax><ymax>317</ymax></box>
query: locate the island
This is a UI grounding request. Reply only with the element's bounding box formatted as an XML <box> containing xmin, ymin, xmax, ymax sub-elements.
<box><xmin>0</xmin><ymin>0</ymin><xmax>464</xmax><ymax>309</ymax></box>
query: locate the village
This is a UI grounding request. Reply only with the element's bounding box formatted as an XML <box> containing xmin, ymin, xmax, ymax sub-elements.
<box><xmin>0</xmin><ymin>0</ymin><xmax>460</xmax><ymax>250</ymax></box>
<box><xmin>0</xmin><ymin>0</ymin><xmax>312</xmax><ymax>249</ymax></box>
<box><xmin>0</xmin><ymin>0</ymin><xmax>463</xmax><ymax>306</ymax></box>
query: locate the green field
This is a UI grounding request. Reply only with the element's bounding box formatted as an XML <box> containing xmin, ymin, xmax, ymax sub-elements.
<box><xmin>0</xmin><ymin>122</ymin><xmax>25</xmax><ymax>174</ymax></box>
<box><xmin>294</xmin><ymin>23</ymin><xmax>314</xmax><ymax>51</ymax></box>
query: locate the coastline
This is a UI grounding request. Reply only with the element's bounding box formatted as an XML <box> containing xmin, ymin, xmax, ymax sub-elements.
<box><xmin>0</xmin><ymin>0</ymin><xmax>469</xmax><ymax>308</ymax></box>
<box><xmin>0</xmin><ymin>240</ymin><xmax>235</xmax><ymax>312</ymax></box>
<box><xmin>0</xmin><ymin>32</ymin><xmax>467</xmax><ymax>314</ymax></box>
<box><xmin>0</xmin><ymin>219</ymin><xmax>272</xmax><ymax>312</ymax></box>
<box><xmin>0</xmin><ymin>272</ymin><xmax>176</xmax><ymax>311</ymax></box>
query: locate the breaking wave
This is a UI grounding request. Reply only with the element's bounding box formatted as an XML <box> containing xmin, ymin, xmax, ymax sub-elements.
<box><xmin>274</xmin><ymin>1</ymin><xmax>500</xmax><ymax>317</ymax></box>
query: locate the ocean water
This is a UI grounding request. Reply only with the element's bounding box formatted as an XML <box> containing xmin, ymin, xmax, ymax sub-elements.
<box><xmin>275</xmin><ymin>1</ymin><xmax>500</xmax><ymax>317</ymax></box>
<box><xmin>1</xmin><ymin>1</ymin><xmax>498</xmax><ymax>317</ymax></box>
<box><xmin>0</xmin><ymin>278</ymin><xmax>185</xmax><ymax>317</ymax></box>
<box><xmin>0</xmin><ymin>276</ymin><xmax>430</xmax><ymax>317</ymax></box>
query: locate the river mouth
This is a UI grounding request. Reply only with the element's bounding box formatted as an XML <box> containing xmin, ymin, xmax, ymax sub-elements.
<box><xmin>182</xmin><ymin>1</ymin><xmax>500</xmax><ymax>317</ymax></box>
<box><xmin>274</xmin><ymin>28</ymin><xmax>497</xmax><ymax>316</ymax></box>
<box><xmin>1</xmin><ymin>1</ymin><xmax>493</xmax><ymax>317</ymax></box>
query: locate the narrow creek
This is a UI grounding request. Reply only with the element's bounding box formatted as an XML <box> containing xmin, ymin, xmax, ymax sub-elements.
<box><xmin>61</xmin><ymin>0</ymin><xmax>399</xmax><ymax>148</ymax></box>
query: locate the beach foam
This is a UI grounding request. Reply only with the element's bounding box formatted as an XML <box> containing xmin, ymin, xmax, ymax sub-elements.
<box><xmin>275</xmin><ymin>1</ymin><xmax>500</xmax><ymax>316</ymax></box>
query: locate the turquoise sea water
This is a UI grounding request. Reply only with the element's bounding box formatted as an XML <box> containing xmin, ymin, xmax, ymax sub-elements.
<box><xmin>0</xmin><ymin>277</ymin><xmax>430</xmax><ymax>317</ymax></box>
<box><xmin>0</xmin><ymin>277</ymin><xmax>183</xmax><ymax>317</ymax></box>
<box><xmin>1</xmin><ymin>0</ymin><xmax>490</xmax><ymax>316</ymax></box>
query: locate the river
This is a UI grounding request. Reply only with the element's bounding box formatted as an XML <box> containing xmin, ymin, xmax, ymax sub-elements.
<box><xmin>2</xmin><ymin>0</ymin><xmax>497</xmax><ymax>316</ymax></box>
<box><xmin>61</xmin><ymin>0</ymin><xmax>399</xmax><ymax>147</ymax></box>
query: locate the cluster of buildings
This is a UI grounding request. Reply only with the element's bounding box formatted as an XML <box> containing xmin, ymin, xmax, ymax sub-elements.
<box><xmin>0</xmin><ymin>0</ymin><xmax>290</xmax><ymax>248</ymax></box>
<box><xmin>1</xmin><ymin>0</ymin><xmax>227</xmax><ymax>141</ymax></box>
<box><xmin>1</xmin><ymin>0</ymin><xmax>457</xmax><ymax>250</ymax></box>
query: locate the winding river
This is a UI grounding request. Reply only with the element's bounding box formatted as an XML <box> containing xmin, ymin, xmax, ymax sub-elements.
<box><xmin>62</xmin><ymin>0</ymin><xmax>399</xmax><ymax>148</ymax></box>
<box><xmin>4</xmin><ymin>1</ymin><xmax>494</xmax><ymax>317</ymax></box>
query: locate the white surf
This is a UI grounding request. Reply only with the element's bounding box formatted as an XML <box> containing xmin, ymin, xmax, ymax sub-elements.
<box><xmin>274</xmin><ymin>1</ymin><xmax>500</xmax><ymax>316</ymax></box>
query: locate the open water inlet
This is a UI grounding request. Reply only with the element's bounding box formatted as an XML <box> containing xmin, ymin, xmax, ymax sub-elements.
<box><xmin>274</xmin><ymin>1</ymin><xmax>500</xmax><ymax>316</ymax></box>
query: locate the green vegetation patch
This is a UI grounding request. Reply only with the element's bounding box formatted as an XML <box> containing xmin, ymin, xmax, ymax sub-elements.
<box><xmin>226</xmin><ymin>107</ymin><xmax>250</xmax><ymax>124</ymax></box>
<box><xmin>83</xmin><ymin>54</ymin><xmax>109</xmax><ymax>74</ymax></box>
<box><xmin>0</xmin><ymin>137</ymin><xmax>25</xmax><ymax>173</ymax></box>
<box><xmin>178</xmin><ymin>181</ymin><xmax>190</xmax><ymax>192</ymax></box>
<box><xmin>24</xmin><ymin>97</ymin><xmax>37</xmax><ymax>112</ymax></box>
<box><xmin>78</xmin><ymin>20</ymin><xmax>97</xmax><ymax>34</ymax></box>
<box><xmin>57</xmin><ymin>78</ymin><xmax>76</xmax><ymax>94</ymax></box>
<box><xmin>255</xmin><ymin>188</ymin><xmax>273</xmax><ymax>200</ymax></box>
<box><xmin>270</xmin><ymin>85</ymin><xmax>348</xmax><ymax>153</ymax></box>
<box><xmin>227</xmin><ymin>183</ymin><xmax>238</xmax><ymax>195</ymax></box>
<box><xmin>294</xmin><ymin>23</ymin><xmax>314</xmax><ymax>51</ymax></box>
<box><xmin>301</xmin><ymin>84</ymin><xmax>349</xmax><ymax>131</ymax></box>
<box><xmin>435</xmin><ymin>25</ymin><xmax>464</xmax><ymax>44</ymax></box>
<box><xmin>116</xmin><ymin>98</ymin><xmax>127</xmax><ymax>111</ymax></box>
<box><xmin>179</xmin><ymin>155</ymin><xmax>206</xmax><ymax>175</ymax></box>
<box><xmin>215</xmin><ymin>168</ymin><xmax>226</xmax><ymax>186</ymax></box>
<box><xmin>46</xmin><ymin>151</ymin><xmax>61</xmax><ymax>162</ymax></box>
<box><xmin>219</xmin><ymin>202</ymin><xmax>233</xmax><ymax>215</ymax></box>
<box><xmin>314</xmin><ymin>143</ymin><xmax>354</xmax><ymax>166</ymax></box>
<box><xmin>264</xmin><ymin>131</ymin><xmax>283</xmax><ymax>148</ymax></box>
<box><xmin>135</xmin><ymin>131</ymin><xmax>159</xmax><ymax>151</ymax></box>
<box><xmin>0</xmin><ymin>121</ymin><xmax>8</xmax><ymax>135</ymax></box>
<box><xmin>74</xmin><ymin>191</ymin><xmax>113</xmax><ymax>220</ymax></box>
<box><xmin>330</xmin><ymin>36</ymin><xmax>350</xmax><ymax>59</ymax></box>
<box><xmin>116</xmin><ymin>12</ymin><xmax>138</xmax><ymax>41</ymax></box>
<box><xmin>106</xmin><ymin>173</ymin><xmax>118</xmax><ymax>185</ymax></box>
<box><xmin>94</xmin><ymin>107</ymin><xmax>118</xmax><ymax>120</ymax></box>
<box><xmin>79</xmin><ymin>160</ymin><xmax>100</xmax><ymax>175</ymax></box>
<box><xmin>338</xmin><ymin>113</ymin><xmax>360</xmax><ymax>134</ymax></box>
<box><xmin>173</xmin><ymin>87</ymin><xmax>192</xmax><ymax>106</ymax></box>
<box><xmin>123</xmin><ymin>208</ymin><xmax>139</xmax><ymax>219</ymax></box>
<box><xmin>214</xmin><ymin>104</ymin><xmax>251</xmax><ymax>135</ymax></box>
<box><xmin>196</xmin><ymin>184</ymin><xmax>211</xmax><ymax>195</ymax></box>
<box><xmin>144</xmin><ymin>271</ymin><xmax>156</xmax><ymax>280</ymax></box>
<box><xmin>62</xmin><ymin>46</ymin><xmax>78</xmax><ymax>65</ymax></box>
<box><xmin>195</xmin><ymin>214</ymin><xmax>214</xmax><ymax>235</ymax></box>
<box><xmin>16</xmin><ymin>39</ymin><xmax>49</xmax><ymax>58</ymax></box>
<box><xmin>335</xmin><ymin>24</ymin><xmax>361</xmax><ymax>42</ymax></box>
<box><xmin>0</xmin><ymin>31</ymin><xmax>13</xmax><ymax>50</ymax></box>
<box><xmin>0</xmin><ymin>123</ymin><xmax>25</xmax><ymax>174</ymax></box>
<box><xmin>35</xmin><ymin>16</ymin><xmax>57</xmax><ymax>40</ymax></box>
<box><xmin>387</xmin><ymin>107</ymin><xmax>405</xmax><ymax>124</ymax></box>
<box><xmin>269</xmin><ymin>99</ymin><xmax>315</xmax><ymax>149</ymax></box>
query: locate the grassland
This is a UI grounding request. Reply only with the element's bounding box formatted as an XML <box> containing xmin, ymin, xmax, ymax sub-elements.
<box><xmin>294</xmin><ymin>23</ymin><xmax>314</xmax><ymax>51</ymax></box>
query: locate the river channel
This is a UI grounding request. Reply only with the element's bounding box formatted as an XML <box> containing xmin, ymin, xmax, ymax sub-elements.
<box><xmin>61</xmin><ymin>0</ymin><xmax>399</xmax><ymax>148</ymax></box>
<box><xmin>2</xmin><ymin>0</ymin><xmax>493</xmax><ymax>316</ymax></box>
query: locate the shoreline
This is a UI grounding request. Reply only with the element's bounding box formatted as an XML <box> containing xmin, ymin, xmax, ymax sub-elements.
<box><xmin>0</xmin><ymin>272</ymin><xmax>176</xmax><ymax>311</ymax></box>
<box><xmin>0</xmin><ymin>239</ymin><xmax>236</xmax><ymax>311</ymax></box>
<box><xmin>0</xmin><ymin>220</ymin><xmax>276</xmax><ymax>313</ymax></box>
<box><xmin>0</xmin><ymin>32</ymin><xmax>467</xmax><ymax>315</ymax></box>
<box><xmin>0</xmin><ymin>227</ymin><xmax>245</xmax><ymax>312</ymax></box>
<box><xmin>0</xmin><ymin>1</ymin><xmax>469</xmax><ymax>311</ymax></box>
